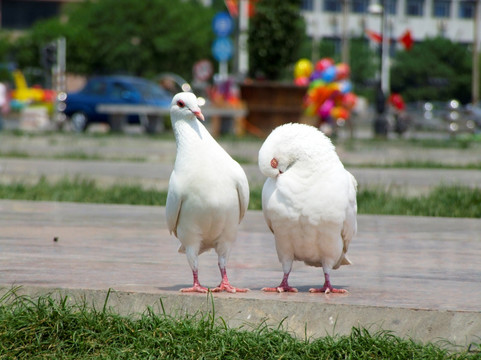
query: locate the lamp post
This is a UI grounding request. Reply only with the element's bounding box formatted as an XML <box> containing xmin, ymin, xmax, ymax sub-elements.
<box><xmin>473</xmin><ymin>0</ymin><xmax>480</xmax><ymax>105</ymax></box>
<box><xmin>369</xmin><ymin>0</ymin><xmax>389</xmax><ymax>136</ymax></box>
<box><xmin>341</xmin><ymin>0</ymin><xmax>350</xmax><ymax>65</ymax></box>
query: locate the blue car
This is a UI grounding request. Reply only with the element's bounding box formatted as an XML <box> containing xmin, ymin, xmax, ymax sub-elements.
<box><xmin>63</xmin><ymin>75</ymin><xmax>172</xmax><ymax>132</ymax></box>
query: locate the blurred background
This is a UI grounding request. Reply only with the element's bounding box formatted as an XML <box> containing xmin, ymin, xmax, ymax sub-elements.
<box><xmin>0</xmin><ymin>0</ymin><xmax>480</xmax><ymax>139</ymax></box>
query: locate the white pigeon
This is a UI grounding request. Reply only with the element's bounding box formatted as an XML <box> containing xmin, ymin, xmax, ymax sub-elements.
<box><xmin>166</xmin><ymin>92</ymin><xmax>249</xmax><ymax>293</ymax></box>
<box><xmin>258</xmin><ymin>123</ymin><xmax>357</xmax><ymax>294</ymax></box>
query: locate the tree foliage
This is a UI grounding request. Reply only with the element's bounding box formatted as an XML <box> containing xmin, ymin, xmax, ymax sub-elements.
<box><xmin>390</xmin><ymin>37</ymin><xmax>472</xmax><ymax>104</ymax></box>
<box><xmin>4</xmin><ymin>0</ymin><xmax>216</xmax><ymax>80</ymax></box>
<box><xmin>248</xmin><ymin>0</ymin><xmax>306</xmax><ymax>80</ymax></box>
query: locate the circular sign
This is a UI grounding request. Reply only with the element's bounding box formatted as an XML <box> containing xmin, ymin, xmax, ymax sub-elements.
<box><xmin>212</xmin><ymin>37</ymin><xmax>233</xmax><ymax>62</ymax></box>
<box><xmin>193</xmin><ymin>59</ymin><xmax>214</xmax><ymax>81</ymax></box>
<box><xmin>212</xmin><ymin>12</ymin><xmax>233</xmax><ymax>37</ymax></box>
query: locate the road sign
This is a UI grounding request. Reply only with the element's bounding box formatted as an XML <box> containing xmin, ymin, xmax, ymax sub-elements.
<box><xmin>212</xmin><ymin>37</ymin><xmax>233</xmax><ymax>62</ymax></box>
<box><xmin>212</xmin><ymin>12</ymin><xmax>233</xmax><ymax>37</ymax></box>
<box><xmin>193</xmin><ymin>59</ymin><xmax>214</xmax><ymax>82</ymax></box>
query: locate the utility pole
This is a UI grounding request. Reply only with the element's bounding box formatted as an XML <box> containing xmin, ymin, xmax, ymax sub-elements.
<box><xmin>341</xmin><ymin>0</ymin><xmax>349</xmax><ymax>65</ymax></box>
<box><xmin>473</xmin><ymin>0</ymin><xmax>480</xmax><ymax>105</ymax></box>
<box><xmin>380</xmin><ymin>0</ymin><xmax>390</xmax><ymax>96</ymax></box>
<box><xmin>238</xmin><ymin>0</ymin><xmax>249</xmax><ymax>79</ymax></box>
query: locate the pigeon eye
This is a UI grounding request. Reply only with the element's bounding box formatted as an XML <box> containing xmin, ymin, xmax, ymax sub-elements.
<box><xmin>270</xmin><ymin>158</ymin><xmax>278</xmax><ymax>169</ymax></box>
<box><xmin>177</xmin><ymin>100</ymin><xmax>185</xmax><ymax>108</ymax></box>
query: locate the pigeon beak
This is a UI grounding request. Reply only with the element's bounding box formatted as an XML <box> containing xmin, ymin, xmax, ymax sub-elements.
<box><xmin>192</xmin><ymin>109</ymin><xmax>205</xmax><ymax>122</ymax></box>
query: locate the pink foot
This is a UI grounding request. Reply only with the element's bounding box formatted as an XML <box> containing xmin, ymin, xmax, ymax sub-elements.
<box><xmin>309</xmin><ymin>286</ymin><xmax>347</xmax><ymax>294</ymax></box>
<box><xmin>212</xmin><ymin>280</ymin><xmax>249</xmax><ymax>293</ymax></box>
<box><xmin>262</xmin><ymin>272</ymin><xmax>297</xmax><ymax>293</ymax></box>
<box><xmin>181</xmin><ymin>270</ymin><xmax>208</xmax><ymax>293</ymax></box>
<box><xmin>262</xmin><ymin>285</ymin><xmax>298</xmax><ymax>293</ymax></box>
<box><xmin>180</xmin><ymin>284</ymin><xmax>209</xmax><ymax>293</ymax></box>
<box><xmin>212</xmin><ymin>267</ymin><xmax>249</xmax><ymax>293</ymax></box>
<box><xmin>309</xmin><ymin>273</ymin><xmax>347</xmax><ymax>294</ymax></box>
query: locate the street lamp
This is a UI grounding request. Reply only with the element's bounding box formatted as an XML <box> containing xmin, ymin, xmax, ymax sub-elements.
<box><xmin>369</xmin><ymin>0</ymin><xmax>389</xmax><ymax>136</ymax></box>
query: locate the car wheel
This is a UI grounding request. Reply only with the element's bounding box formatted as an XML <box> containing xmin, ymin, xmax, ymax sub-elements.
<box><xmin>70</xmin><ymin>112</ymin><xmax>88</xmax><ymax>132</ymax></box>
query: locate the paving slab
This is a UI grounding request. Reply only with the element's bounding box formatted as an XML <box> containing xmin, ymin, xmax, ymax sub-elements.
<box><xmin>1</xmin><ymin>200</ymin><xmax>481</xmax><ymax>347</ymax></box>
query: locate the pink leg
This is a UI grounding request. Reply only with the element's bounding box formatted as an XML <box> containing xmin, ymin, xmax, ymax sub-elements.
<box><xmin>262</xmin><ymin>272</ymin><xmax>298</xmax><ymax>293</ymax></box>
<box><xmin>309</xmin><ymin>273</ymin><xmax>347</xmax><ymax>294</ymax></box>
<box><xmin>212</xmin><ymin>267</ymin><xmax>249</xmax><ymax>293</ymax></box>
<box><xmin>180</xmin><ymin>270</ymin><xmax>208</xmax><ymax>293</ymax></box>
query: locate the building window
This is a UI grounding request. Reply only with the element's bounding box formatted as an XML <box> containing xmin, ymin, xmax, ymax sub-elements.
<box><xmin>433</xmin><ymin>0</ymin><xmax>451</xmax><ymax>18</ymax></box>
<box><xmin>324</xmin><ymin>0</ymin><xmax>341</xmax><ymax>12</ymax></box>
<box><xmin>459</xmin><ymin>0</ymin><xmax>475</xmax><ymax>18</ymax></box>
<box><xmin>1</xmin><ymin>0</ymin><xmax>60</xmax><ymax>30</ymax></box>
<box><xmin>387</xmin><ymin>0</ymin><xmax>398</xmax><ymax>15</ymax></box>
<box><xmin>301</xmin><ymin>0</ymin><xmax>314</xmax><ymax>11</ymax></box>
<box><xmin>406</xmin><ymin>0</ymin><xmax>424</xmax><ymax>16</ymax></box>
<box><xmin>352</xmin><ymin>0</ymin><xmax>369</xmax><ymax>13</ymax></box>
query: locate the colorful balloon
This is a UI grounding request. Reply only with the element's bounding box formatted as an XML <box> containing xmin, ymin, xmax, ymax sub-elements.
<box><xmin>315</xmin><ymin>58</ymin><xmax>334</xmax><ymax>72</ymax></box>
<box><xmin>330</xmin><ymin>106</ymin><xmax>349</xmax><ymax>120</ymax></box>
<box><xmin>294</xmin><ymin>76</ymin><xmax>309</xmax><ymax>86</ymax></box>
<box><xmin>318</xmin><ymin>98</ymin><xmax>334</xmax><ymax>119</ymax></box>
<box><xmin>296</xmin><ymin>57</ymin><xmax>357</xmax><ymax>127</ymax></box>
<box><xmin>321</xmin><ymin>66</ymin><xmax>336</xmax><ymax>82</ymax></box>
<box><xmin>342</xmin><ymin>92</ymin><xmax>357</xmax><ymax>109</ymax></box>
<box><xmin>339</xmin><ymin>80</ymin><xmax>352</xmax><ymax>94</ymax></box>
<box><xmin>294</xmin><ymin>58</ymin><xmax>313</xmax><ymax>79</ymax></box>
<box><xmin>335</xmin><ymin>63</ymin><xmax>350</xmax><ymax>80</ymax></box>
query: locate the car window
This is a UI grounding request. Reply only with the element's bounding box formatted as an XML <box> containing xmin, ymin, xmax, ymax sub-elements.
<box><xmin>131</xmin><ymin>81</ymin><xmax>170</xmax><ymax>101</ymax></box>
<box><xmin>111</xmin><ymin>82</ymin><xmax>130</xmax><ymax>99</ymax></box>
<box><xmin>84</xmin><ymin>80</ymin><xmax>108</xmax><ymax>95</ymax></box>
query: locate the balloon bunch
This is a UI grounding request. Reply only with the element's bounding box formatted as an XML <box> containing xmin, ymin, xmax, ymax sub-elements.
<box><xmin>294</xmin><ymin>58</ymin><xmax>357</xmax><ymax>125</ymax></box>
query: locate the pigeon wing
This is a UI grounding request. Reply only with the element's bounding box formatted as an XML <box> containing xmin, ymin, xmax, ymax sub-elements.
<box><xmin>234</xmin><ymin>163</ymin><xmax>250</xmax><ymax>223</ymax></box>
<box><xmin>166</xmin><ymin>171</ymin><xmax>182</xmax><ymax>237</ymax></box>
<box><xmin>340</xmin><ymin>171</ymin><xmax>358</xmax><ymax>265</ymax></box>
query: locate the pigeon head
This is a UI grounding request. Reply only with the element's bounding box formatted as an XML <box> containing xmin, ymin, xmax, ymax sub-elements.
<box><xmin>258</xmin><ymin>123</ymin><xmax>336</xmax><ymax>178</ymax></box>
<box><xmin>170</xmin><ymin>92</ymin><xmax>205</xmax><ymax>122</ymax></box>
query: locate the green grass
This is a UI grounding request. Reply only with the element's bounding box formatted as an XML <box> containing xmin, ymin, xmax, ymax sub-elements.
<box><xmin>0</xmin><ymin>177</ymin><xmax>480</xmax><ymax>217</ymax></box>
<box><xmin>357</xmin><ymin>185</ymin><xmax>481</xmax><ymax>218</ymax></box>
<box><xmin>346</xmin><ymin>160</ymin><xmax>481</xmax><ymax>170</ymax></box>
<box><xmin>0</xmin><ymin>177</ymin><xmax>167</xmax><ymax>206</ymax></box>
<box><xmin>0</xmin><ymin>291</ymin><xmax>478</xmax><ymax>359</ymax></box>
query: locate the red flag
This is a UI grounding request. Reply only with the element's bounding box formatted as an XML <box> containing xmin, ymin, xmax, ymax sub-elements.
<box><xmin>224</xmin><ymin>0</ymin><xmax>257</xmax><ymax>18</ymax></box>
<box><xmin>365</xmin><ymin>29</ymin><xmax>382</xmax><ymax>43</ymax></box>
<box><xmin>225</xmin><ymin>0</ymin><xmax>238</xmax><ymax>17</ymax></box>
<box><xmin>399</xmin><ymin>30</ymin><xmax>414</xmax><ymax>50</ymax></box>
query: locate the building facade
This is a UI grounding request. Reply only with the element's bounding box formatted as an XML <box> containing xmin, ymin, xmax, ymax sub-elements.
<box><xmin>301</xmin><ymin>0</ymin><xmax>477</xmax><ymax>47</ymax></box>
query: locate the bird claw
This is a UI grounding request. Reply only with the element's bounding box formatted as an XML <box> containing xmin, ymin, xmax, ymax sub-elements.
<box><xmin>262</xmin><ymin>286</ymin><xmax>298</xmax><ymax>293</ymax></box>
<box><xmin>309</xmin><ymin>287</ymin><xmax>347</xmax><ymax>294</ymax></box>
<box><xmin>212</xmin><ymin>282</ymin><xmax>249</xmax><ymax>293</ymax></box>
<box><xmin>180</xmin><ymin>285</ymin><xmax>209</xmax><ymax>293</ymax></box>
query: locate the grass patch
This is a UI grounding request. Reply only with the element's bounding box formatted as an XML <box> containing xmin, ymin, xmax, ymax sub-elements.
<box><xmin>358</xmin><ymin>185</ymin><xmax>481</xmax><ymax>218</ymax></box>
<box><xmin>0</xmin><ymin>177</ymin><xmax>480</xmax><ymax>218</ymax></box>
<box><xmin>347</xmin><ymin>160</ymin><xmax>481</xmax><ymax>170</ymax></box>
<box><xmin>338</xmin><ymin>136</ymin><xmax>481</xmax><ymax>150</ymax></box>
<box><xmin>0</xmin><ymin>291</ymin><xmax>478</xmax><ymax>359</ymax></box>
<box><xmin>0</xmin><ymin>177</ymin><xmax>166</xmax><ymax>206</ymax></box>
<box><xmin>0</xmin><ymin>150</ymin><xmax>147</xmax><ymax>162</ymax></box>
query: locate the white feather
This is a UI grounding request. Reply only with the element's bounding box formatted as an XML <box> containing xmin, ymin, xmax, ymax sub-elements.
<box><xmin>259</xmin><ymin>123</ymin><xmax>357</xmax><ymax>291</ymax></box>
<box><xmin>165</xmin><ymin>92</ymin><xmax>249</xmax><ymax>292</ymax></box>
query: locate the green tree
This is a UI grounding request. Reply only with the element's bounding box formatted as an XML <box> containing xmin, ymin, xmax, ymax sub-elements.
<box><xmin>390</xmin><ymin>37</ymin><xmax>472</xmax><ymax>103</ymax></box>
<box><xmin>5</xmin><ymin>0</ymin><xmax>216</xmax><ymax>80</ymax></box>
<box><xmin>248</xmin><ymin>0</ymin><xmax>306</xmax><ymax>80</ymax></box>
<box><xmin>65</xmin><ymin>0</ymin><xmax>215</xmax><ymax>79</ymax></box>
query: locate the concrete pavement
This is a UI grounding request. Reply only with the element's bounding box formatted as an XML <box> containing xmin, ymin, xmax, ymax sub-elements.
<box><xmin>1</xmin><ymin>200</ymin><xmax>481</xmax><ymax>347</ymax></box>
